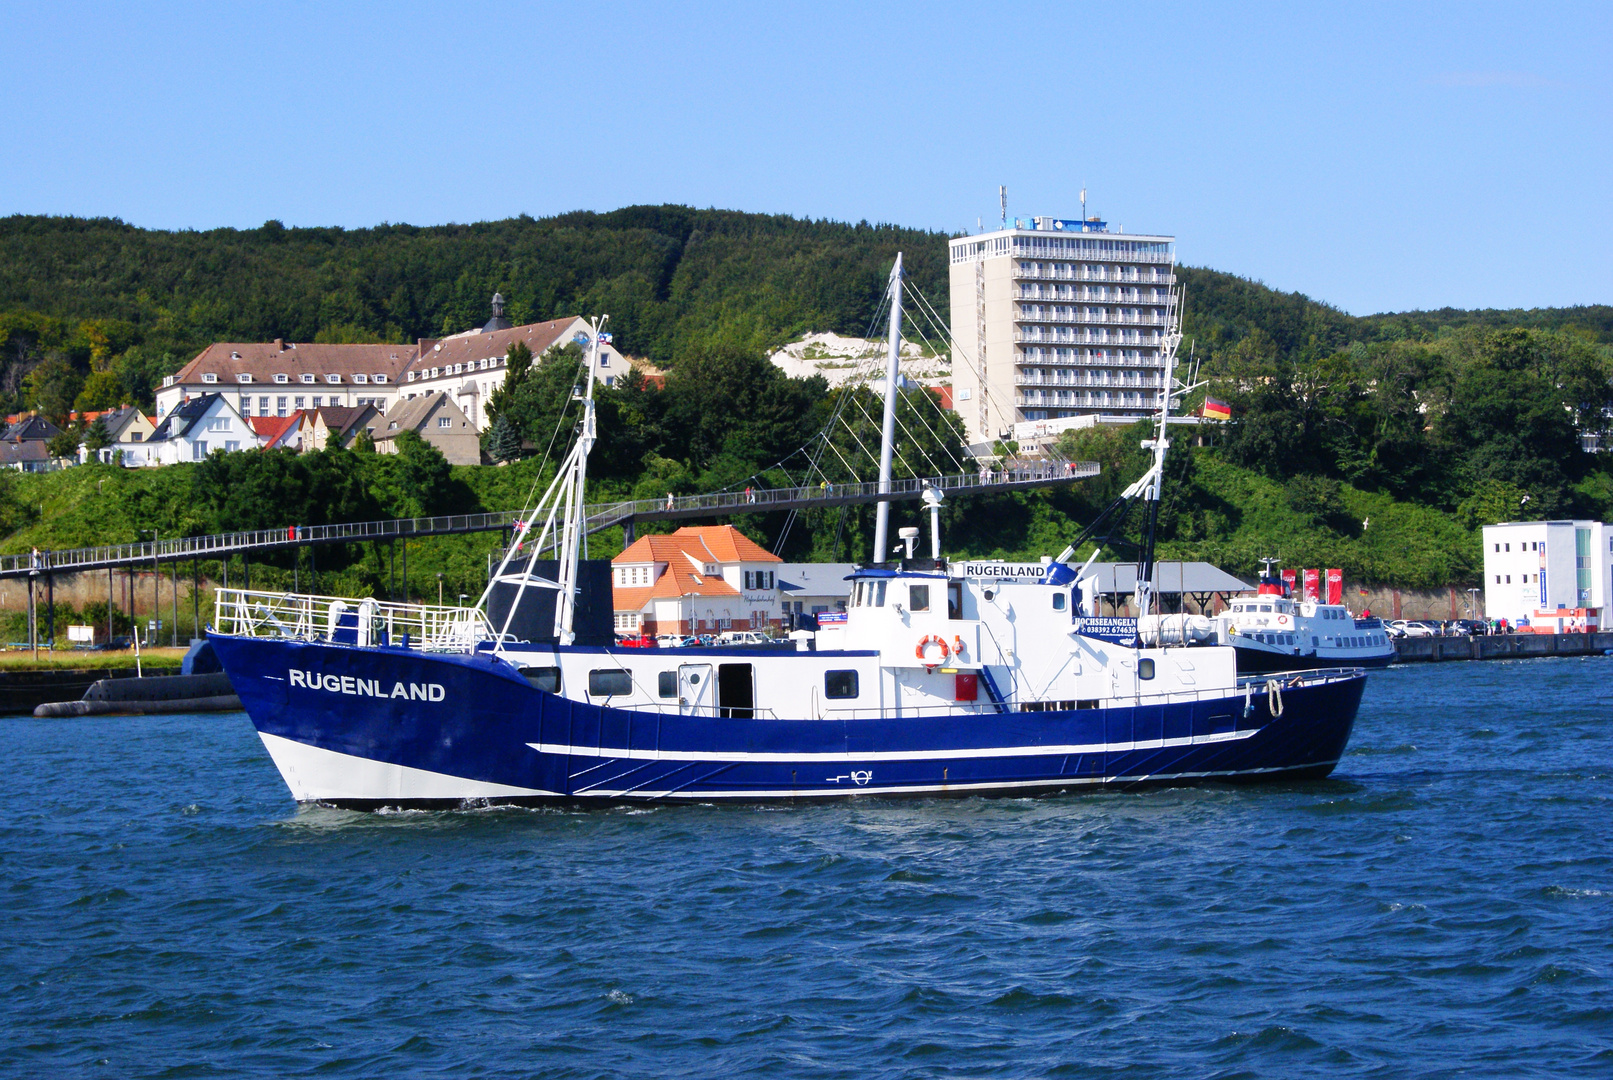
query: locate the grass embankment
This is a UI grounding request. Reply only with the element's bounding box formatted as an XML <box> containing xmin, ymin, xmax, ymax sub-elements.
<box><xmin>0</xmin><ymin>647</ymin><xmax>185</xmax><ymax>671</ymax></box>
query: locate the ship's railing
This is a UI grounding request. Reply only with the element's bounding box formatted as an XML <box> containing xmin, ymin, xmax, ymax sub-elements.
<box><xmin>212</xmin><ymin>588</ymin><xmax>496</xmax><ymax>653</ymax></box>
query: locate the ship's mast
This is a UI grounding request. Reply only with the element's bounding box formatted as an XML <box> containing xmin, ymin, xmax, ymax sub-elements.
<box><xmin>555</xmin><ymin>322</ymin><xmax>602</xmax><ymax>643</ymax></box>
<box><xmin>872</xmin><ymin>253</ymin><xmax>904</xmax><ymax>564</ymax></box>
<box><xmin>475</xmin><ymin>315</ymin><xmax>607</xmax><ymax>648</ymax></box>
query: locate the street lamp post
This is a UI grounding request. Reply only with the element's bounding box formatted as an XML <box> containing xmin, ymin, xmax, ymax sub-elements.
<box><xmin>437</xmin><ymin>573</ymin><xmax>444</xmax><ymax>607</ymax></box>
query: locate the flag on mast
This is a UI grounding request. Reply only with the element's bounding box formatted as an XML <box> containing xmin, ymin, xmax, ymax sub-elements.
<box><xmin>1201</xmin><ymin>398</ymin><xmax>1231</xmax><ymax>420</ymax></box>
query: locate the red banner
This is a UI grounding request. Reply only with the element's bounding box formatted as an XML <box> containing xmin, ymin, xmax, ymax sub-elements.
<box><xmin>1326</xmin><ymin>568</ymin><xmax>1343</xmax><ymax>605</ymax></box>
<box><xmin>1280</xmin><ymin>569</ymin><xmax>1297</xmax><ymax>596</ymax></box>
<box><xmin>1302</xmin><ymin>569</ymin><xmax>1320</xmax><ymax>601</ymax></box>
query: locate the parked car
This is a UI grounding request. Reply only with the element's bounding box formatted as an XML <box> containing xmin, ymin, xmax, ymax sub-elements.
<box><xmin>1452</xmin><ymin>619</ymin><xmax>1485</xmax><ymax>636</ymax></box>
<box><xmin>1387</xmin><ymin>620</ymin><xmax>1437</xmax><ymax>638</ymax></box>
<box><xmin>618</xmin><ymin>634</ymin><xmax>658</xmax><ymax>648</ymax></box>
<box><xmin>716</xmin><ymin>630</ymin><xmax>772</xmax><ymax>646</ymax></box>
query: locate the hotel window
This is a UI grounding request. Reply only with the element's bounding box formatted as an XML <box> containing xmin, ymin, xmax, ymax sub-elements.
<box><xmin>438</xmin><ymin>417</ymin><xmax>451</xmax><ymax>428</ymax></box>
<box><xmin>259</xmin><ymin>397</ymin><xmax>270</xmax><ymax>413</ymax></box>
<box><xmin>202</xmin><ymin>373</ymin><xmax>217</xmax><ymax>383</ymax></box>
<box><xmin>301</xmin><ymin>373</ymin><xmax>315</xmax><ymax>384</ymax></box>
<box><xmin>327</xmin><ymin>374</ymin><xmax>341</xmax><ymax>384</ymax></box>
<box><xmin>373</xmin><ymin>374</ymin><xmax>387</xmax><ymax>383</ymax></box>
<box><xmin>237</xmin><ymin>374</ymin><xmax>252</xmax><ymax>384</ymax></box>
<box><xmin>294</xmin><ymin>397</ymin><xmax>305</xmax><ymax>410</ymax></box>
<box><xmin>1505</xmin><ymin>575</ymin><xmax>1511</xmax><ymax>584</ymax></box>
<box><xmin>312</xmin><ymin>397</ymin><xmax>322</xmax><ymax>409</ymax></box>
<box><xmin>274</xmin><ymin>374</ymin><xmax>288</xmax><ymax>384</ymax></box>
<box><xmin>353</xmin><ymin>374</ymin><xmax>368</xmax><ymax>384</ymax></box>
<box><xmin>276</xmin><ymin>397</ymin><xmax>288</xmax><ymax>416</ymax></box>
<box><xmin>238</xmin><ymin>396</ymin><xmax>250</xmax><ymax>415</ymax></box>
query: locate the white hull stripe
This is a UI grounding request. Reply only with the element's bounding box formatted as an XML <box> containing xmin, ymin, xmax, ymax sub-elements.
<box><xmin>525</xmin><ymin>727</ymin><xmax>1256</xmax><ymax>764</ymax></box>
<box><xmin>570</xmin><ymin>761</ymin><xmax>1338</xmax><ymax>800</ymax></box>
<box><xmin>259</xmin><ymin>732</ymin><xmax>561</xmax><ymax>802</ymax></box>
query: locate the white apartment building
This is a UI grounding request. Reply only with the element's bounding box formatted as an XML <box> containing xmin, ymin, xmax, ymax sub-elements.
<box><xmin>948</xmin><ymin>216</ymin><xmax>1176</xmax><ymax>445</ymax></box>
<box><xmin>1481</xmin><ymin>520</ymin><xmax>1612</xmax><ymax>630</ymax></box>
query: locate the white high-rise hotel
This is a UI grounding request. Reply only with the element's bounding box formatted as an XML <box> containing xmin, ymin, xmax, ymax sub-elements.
<box><xmin>948</xmin><ymin>214</ymin><xmax>1176</xmax><ymax>444</ymax></box>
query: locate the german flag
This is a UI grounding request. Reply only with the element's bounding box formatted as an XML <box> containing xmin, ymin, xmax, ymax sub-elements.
<box><xmin>1201</xmin><ymin>398</ymin><xmax>1231</xmax><ymax>420</ymax></box>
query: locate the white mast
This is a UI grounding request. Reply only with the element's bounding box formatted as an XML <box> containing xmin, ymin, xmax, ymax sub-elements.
<box><xmin>555</xmin><ymin>319</ymin><xmax>603</xmax><ymax>643</ymax></box>
<box><xmin>873</xmin><ymin>253</ymin><xmax>904</xmax><ymax>563</ymax></box>
<box><xmin>1123</xmin><ymin>284</ymin><xmax>1190</xmax><ymax>621</ymax></box>
<box><xmin>474</xmin><ymin>315</ymin><xmax>607</xmax><ymax>648</ymax></box>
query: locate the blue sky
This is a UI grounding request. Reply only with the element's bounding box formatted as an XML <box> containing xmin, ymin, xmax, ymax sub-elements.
<box><xmin>5</xmin><ymin>1</ymin><xmax>1609</xmax><ymax>315</ymax></box>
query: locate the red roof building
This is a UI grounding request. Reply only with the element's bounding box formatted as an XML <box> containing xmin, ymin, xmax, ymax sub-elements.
<box><xmin>611</xmin><ymin>525</ymin><xmax>783</xmax><ymax>637</ymax></box>
<box><xmin>247</xmin><ymin>412</ymin><xmax>304</xmax><ymax>450</ymax></box>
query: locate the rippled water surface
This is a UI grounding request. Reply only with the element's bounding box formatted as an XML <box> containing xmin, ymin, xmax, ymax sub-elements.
<box><xmin>4</xmin><ymin>658</ymin><xmax>1611</xmax><ymax>1078</ymax></box>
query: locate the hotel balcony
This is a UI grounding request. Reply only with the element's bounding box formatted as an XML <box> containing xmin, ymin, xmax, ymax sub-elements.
<box><xmin>1013</xmin><ymin>265</ymin><xmax>1176</xmax><ymax>283</ymax></box>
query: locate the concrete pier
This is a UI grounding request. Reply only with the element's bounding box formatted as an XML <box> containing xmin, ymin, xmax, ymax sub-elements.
<box><xmin>1393</xmin><ymin>631</ymin><xmax>1613</xmax><ymax>663</ymax></box>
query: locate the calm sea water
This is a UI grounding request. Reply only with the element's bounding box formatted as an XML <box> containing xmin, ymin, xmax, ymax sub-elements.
<box><xmin>3</xmin><ymin>658</ymin><xmax>1610</xmax><ymax>1079</ymax></box>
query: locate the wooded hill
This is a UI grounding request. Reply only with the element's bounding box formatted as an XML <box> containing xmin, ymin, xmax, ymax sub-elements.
<box><xmin>0</xmin><ymin>207</ymin><xmax>1608</xmax><ymax>591</ymax></box>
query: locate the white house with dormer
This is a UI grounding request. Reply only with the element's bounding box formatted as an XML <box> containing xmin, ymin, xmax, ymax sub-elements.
<box><xmin>142</xmin><ymin>393</ymin><xmax>263</xmax><ymax>465</ymax></box>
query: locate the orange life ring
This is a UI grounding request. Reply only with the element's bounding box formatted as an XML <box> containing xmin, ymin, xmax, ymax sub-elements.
<box><xmin>1277</xmin><ymin>615</ymin><xmax>1289</xmax><ymax>626</ymax></box>
<box><xmin>916</xmin><ymin>634</ymin><xmax>951</xmax><ymax>664</ymax></box>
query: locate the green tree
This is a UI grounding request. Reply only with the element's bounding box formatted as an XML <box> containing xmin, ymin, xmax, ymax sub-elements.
<box><xmin>74</xmin><ymin>369</ymin><xmax>125</xmax><ymax>411</ymax></box>
<box><xmin>23</xmin><ymin>354</ymin><xmax>82</xmax><ymax>423</ymax></box>
<box><xmin>83</xmin><ymin>417</ymin><xmax>113</xmax><ymax>453</ymax></box>
<box><xmin>487</xmin><ymin>413</ymin><xmax>522</xmax><ymax>463</ymax></box>
<box><xmin>46</xmin><ymin>425</ymin><xmax>81</xmax><ymax>460</ymax></box>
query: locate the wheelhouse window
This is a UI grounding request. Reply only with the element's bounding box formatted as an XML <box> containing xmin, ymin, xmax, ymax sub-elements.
<box><xmin>909</xmin><ymin>584</ymin><xmax>930</xmax><ymax>612</ymax></box>
<box><xmin>825</xmin><ymin>670</ymin><xmax>859</xmax><ymax>699</ymax></box>
<box><xmin>1052</xmin><ymin>592</ymin><xmax>1067</xmax><ymax>611</ymax></box>
<box><xmin>657</xmin><ymin>671</ymin><xmax>677</xmax><ymax>698</ymax></box>
<box><xmin>588</xmin><ymin>670</ymin><xmax>632</xmax><ymax>697</ymax></box>
<box><xmin>1138</xmin><ymin>658</ymin><xmax>1156</xmax><ymax>680</ymax></box>
<box><xmin>947</xmin><ymin>581</ymin><xmax>963</xmax><ymax>619</ymax></box>
<box><xmin>521</xmin><ymin>667</ymin><xmax>560</xmax><ymax>693</ymax></box>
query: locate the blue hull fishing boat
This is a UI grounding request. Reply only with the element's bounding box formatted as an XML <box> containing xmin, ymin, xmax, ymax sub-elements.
<box><xmin>209</xmin><ymin>259</ymin><xmax>1367</xmax><ymax>808</ymax></box>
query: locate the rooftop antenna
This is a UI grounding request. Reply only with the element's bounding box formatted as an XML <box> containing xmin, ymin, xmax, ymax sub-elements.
<box><xmin>999</xmin><ymin>185</ymin><xmax>1007</xmax><ymax>231</ymax></box>
<box><xmin>1081</xmin><ymin>186</ymin><xmax>1087</xmax><ymax>220</ymax></box>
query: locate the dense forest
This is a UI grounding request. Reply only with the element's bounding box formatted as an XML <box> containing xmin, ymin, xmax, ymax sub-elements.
<box><xmin>0</xmin><ymin>207</ymin><xmax>1609</xmax><ymax>593</ymax></box>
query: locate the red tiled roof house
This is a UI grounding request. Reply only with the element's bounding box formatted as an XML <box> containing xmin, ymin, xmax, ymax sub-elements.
<box><xmin>611</xmin><ymin>526</ymin><xmax>783</xmax><ymax>637</ymax></box>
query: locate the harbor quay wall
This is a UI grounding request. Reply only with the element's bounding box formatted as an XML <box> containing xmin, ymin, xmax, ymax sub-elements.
<box><xmin>1393</xmin><ymin>631</ymin><xmax>1613</xmax><ymax>663</ymax></box>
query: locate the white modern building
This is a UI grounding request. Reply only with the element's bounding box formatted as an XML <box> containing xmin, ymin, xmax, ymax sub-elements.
<box><xmin>1481</xmin><ymin>520</ymin><xmax>1612</xmax><ymax>630</ymax></box>
<box><xmin>948</xmin><ymin>215</ymin><xmax>1176</xmax><ymax>444</ymax></box>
